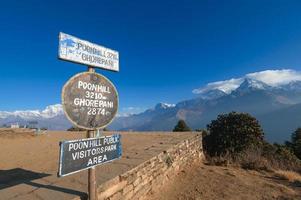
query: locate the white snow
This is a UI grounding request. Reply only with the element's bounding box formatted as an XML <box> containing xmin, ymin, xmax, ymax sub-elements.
<box><xmin>158</xmin><ymin>103</ymin><xmax>176</xmax><ymax>109</ymax></box>
<box><xmin>193</xmin><ymin>69</ymin><xmax>301</xmax><ymax>96</ymax></box>
<box><xmin>0</xmin><ymin>104</ymin><xmax>63</xmax><ymax>119</ymax></box>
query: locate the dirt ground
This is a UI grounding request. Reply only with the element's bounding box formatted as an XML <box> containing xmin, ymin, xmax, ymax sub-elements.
<box><xmin>0</xmin><ymin>130</ymin><xmax>195</xmax><ymax>200</ymax></box>
<box><xmin>146</xmin><ymin>161</ymin><xmax>301</xmax><ymax>200</ymax></box>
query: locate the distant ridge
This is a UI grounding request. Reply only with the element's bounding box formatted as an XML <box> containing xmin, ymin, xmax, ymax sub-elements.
<box><xmin>1</xmin><ymin>69</ymin><xmax>301</xmax><ymax>142</ymax></box>
<box><xmin>110</xmin><ymin>70</ymin><xmax>301</xmax><ymax>143</ymax></box>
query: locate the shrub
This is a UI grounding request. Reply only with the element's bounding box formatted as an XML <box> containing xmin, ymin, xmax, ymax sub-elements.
<box><xmin>67</xmin><ymin>126</ymin><xmax>86</xmax><ymax>131</ymax></box>
<box><xmin>287</xmin><ymin>128</ymin><xmax>301</xmax><ymax>160</ymax></box>
<box><xmin>207</xmin><ymin>142</ymin><xmax>301</xmax><ymax>172</ymax></box>
<box><xmin>262</xmin><ymin>142</ymin><xmax>301</xmax><ymax>171</ymax></box>
<box><xmin>203</xmin><ymin>112</ymin><xmax>301</xmax><ymax>172</ymax></box>
<box><xmin>173</xmin><ymin>119</ymin><xmax>191</xmax><ymax>132</ymax></box>
<box><xmin>204</xmin><ymin>112</ymin><xmax>264</xmax><ymax>156</ymax></box>
<box><xmin>274</xmin><ymin>170</ymin><xmax>301</xmax><ymax>183</ymax></box>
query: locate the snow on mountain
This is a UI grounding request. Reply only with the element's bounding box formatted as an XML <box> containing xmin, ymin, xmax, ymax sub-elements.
<box><xmin>246</xmin><ymin>69</ymin><xmax>301</xmax><ymax>87</ymax></box>
<box><xmin>152</xmin><ymin>103</ymin><xmax>176</xmax><ymax>111</ymax></box>
<box><xmin>235</xmin><ymin>78</ymin><xmax>271</xmax><ymax>93</ymax></box>
<box><xmin>193</xmin><ymin>78</ymin><xmax>243</xmax><ymax>95</ymax></box>
<box><xmin>40</xmin><ymin>104</ymin><xmax>64</xmax><ymax>118</ymax></box>
<box><xmin>0</xmin><ymin>104</ymin><xmax>63</xmax><ymax>119</ymax></box>
<box><xmin>280</xmin><ymin>80</ymin><xmax>301</xmax><ymax>91</ymax></box>
<box><xmin>156</xmin><ymin>103</ymin><xmax>176</xmax><ymax>109</ymax></box>
<box><xmin>198</xmin><ymin>89</ymin><xmax>227</xmax><ymax>100</ymax></box>
<box><xmin>193</xmin><ymin>69</ymin><xmax>301</xmax><ymax>99</ymax></box>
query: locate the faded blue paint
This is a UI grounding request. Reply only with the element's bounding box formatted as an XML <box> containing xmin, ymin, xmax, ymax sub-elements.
<box><xmin>61</xmin><ymin>38</ymin><xmax>76</xmax><ymax>48</ymax></box>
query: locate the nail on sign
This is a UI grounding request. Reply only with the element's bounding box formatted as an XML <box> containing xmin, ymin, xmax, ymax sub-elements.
<box><xmin>62</xmin><ymin>72</ymin><xmax>118</xmax><ymax>130</ymax></box>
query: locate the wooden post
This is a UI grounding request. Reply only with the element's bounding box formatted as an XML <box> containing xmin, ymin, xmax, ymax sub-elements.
<box><xmin>87</xmin><ymin>66</ymin><xmax>97</xmax><ymax>200</ymax></box>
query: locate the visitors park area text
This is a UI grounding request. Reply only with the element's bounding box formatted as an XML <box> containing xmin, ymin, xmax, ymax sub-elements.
<box><xmin>58</xmin><ymin>134</ymin><xmax>122</xmax><ymax>176</ymax></box>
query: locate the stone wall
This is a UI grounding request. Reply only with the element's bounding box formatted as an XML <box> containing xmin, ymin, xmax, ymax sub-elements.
<box><xmin>93</xmin><ymin>133</ymin><xmax>204</xmax><ymax>200</ymax></box>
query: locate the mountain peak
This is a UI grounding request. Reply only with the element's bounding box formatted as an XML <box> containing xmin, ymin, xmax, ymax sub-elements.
<box><xmin>281</xmin><ymin>80</ymin><xmax>301</xmax><ymax>91</ymax></box>
<box><xmin>155</xmin><ymin>103</ymin><xmax>176</xmax><ymax>110</ymax></box>
<box><xmin>199</xmin><ymin>89</ymin><xmax>227</xmax><ymax>100</ymax></box>
<box><xmin>40</xmin><ymin>104</ymin><xmax>64</xmax><ymax>118</ymax></box>
<box><xmin>0</xmin><ymin>104</ymin><xmax>63</xmax><ymax>119</ymax></box>
<box><xmin>193</xmin><ymin>69</ymin><xmax>301</xmax><ymax>96</ymax></box>
<box><xmin>235</xmin><ymin>78</ymin><xmax>270</xmax><ymax>92</ymax></box>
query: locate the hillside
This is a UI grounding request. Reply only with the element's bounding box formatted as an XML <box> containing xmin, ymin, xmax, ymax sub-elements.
<box><xmin>258</xmin><ymin>103</ymin><xmax>301</xmax><ymax>142</ymax></box>
<box><xmin>147</xmin><ymin>162</ymin><xmax>301</xmax><ymax>200</ymax></box>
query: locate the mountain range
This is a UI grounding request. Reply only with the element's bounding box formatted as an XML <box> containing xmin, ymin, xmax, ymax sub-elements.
<box><xmin>0</xmin><ymin>104</ymin><xmax>70</xmax><ymax>130</ymax></box>
<box><xmin>109</xmin><ymin>71</ymin><xmax>301</xmax><ymax>143</ymax></box>
<box><xmin>1</xmin><ymin>69</ymin><xmax>301</xmax><ymax>143</ymax></box>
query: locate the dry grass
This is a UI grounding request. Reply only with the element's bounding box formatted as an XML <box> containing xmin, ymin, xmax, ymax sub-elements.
<box><xmin>205</xmin><ymin>146</ymin><xmax>301</xmax><ymax>173</ymax></box>
<box><xmin>274</xmin><ymin>170</ymin><xmax>301</xmax><ymax>183</ymax></box>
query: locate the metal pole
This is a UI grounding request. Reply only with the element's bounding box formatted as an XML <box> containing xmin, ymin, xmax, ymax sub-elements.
<box><xmin>87</xmin><ymin>66</ymin><xmax>97</xmax><ymax>200</ymax></box>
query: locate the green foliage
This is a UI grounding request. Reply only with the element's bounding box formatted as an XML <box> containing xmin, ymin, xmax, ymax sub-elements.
<box><xmin>204</xmin><ymin>112</ymin><xmax>264</xmax><ymax>156</ymax></box>
<box><xmin>203</xmin><ymin>112</ymin><xmax>301</xmax><ymax>171</ymax></box>
<box><xmin>292</xmin><ymin>127</ymin><xmax>301</xmax><ymax>143</ymax></box>
<box><xmin>195</xmin><ymin>129</ymin><xmax>208</xmax><ymax>138</ymax></box>
<box><xmin>173</xmin><ymin>119</ymin><xmax>191</xmax><ymax>132</ymax></box>
<box><xmin>286</xmin><ymin>128</ymin><xmax>301</xmax><ymax>160</ymax></box>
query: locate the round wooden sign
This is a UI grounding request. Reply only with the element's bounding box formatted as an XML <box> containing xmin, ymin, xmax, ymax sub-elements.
<box><xmin>62</xmin><ymin>72</ymin><xmax>118</xmax><ymax>130</ymax></box>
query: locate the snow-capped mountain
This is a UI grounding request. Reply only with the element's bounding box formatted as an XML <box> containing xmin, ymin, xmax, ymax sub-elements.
<box><xmin>280</xmin><ymin>81</ymin><xmax>301</xmax><ymax>92</ymax></box>
<box><xmin>0</xmin><ymin>104</ymin><xmax>70</xmax><ymax>130</ymax></box>
<box><xmin>233</xmin><ymin>78</ymin><xmax>272</xmax><ymax>94</ymax></box>
<box><xmin>154</xmin><ymin>103</ymin><xmax>176</xmax><ymax>110</ymax></box>
<box><xmin>0</xmin><ymin>104</ymin><xmax>64</xmax><ymax>119</ymax></box>
<box><xmin>1</xmin><ymin>69</ymin><xmax>301</xmax><ymax>142</ymax></box>
<box><xmin>110</xmin><ymin>69</ymin><xmax>301</xmax><ymax>143</ymax></box>
<box><xmin>198</xmin><ymin>89</ymin><xmax>227</xmax><ymax>100</ymax></box>
<box><xmin>194</xmin><ymin>69</ymin><xmax>301</xmax><ymax>99</ymax></box>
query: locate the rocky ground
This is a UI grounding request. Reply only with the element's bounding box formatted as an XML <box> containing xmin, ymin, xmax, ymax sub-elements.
<box><xmin>0</xmin><ymin>130</ymin><xmax>195</xmax><ymax>200</ymax></box>
<box><xmin>146</xmin><ymin>162</ymin><xmax>301</xmax><ymax>200</ymax></box>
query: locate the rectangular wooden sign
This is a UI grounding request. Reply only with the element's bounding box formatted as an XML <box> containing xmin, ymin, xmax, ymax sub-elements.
<box><xmin>58</xmin><ymin>32</ymin><xmax>119</xmax><ymax>72</ymax></box>
<box><xmin>58</xmin><ymin>134</ymin><xmax>122</xmax><ymax>177</ymax></box>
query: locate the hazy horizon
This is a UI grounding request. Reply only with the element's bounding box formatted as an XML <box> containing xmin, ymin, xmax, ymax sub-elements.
<box><xmin>1</xmin><ymin>1</ymin><xmax>301</xmax><ymax>116</ymax></box>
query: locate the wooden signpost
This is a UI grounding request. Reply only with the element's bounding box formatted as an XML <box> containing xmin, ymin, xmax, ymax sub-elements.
<box><xmin>58</xmin><ymin>32</ymin><xmax>120</xmax><ymax>200</ymax></box>
<box><xmin>61</xmin><ymin>71</ymin><xmax>118</xmax><ymax>130</ymax></box>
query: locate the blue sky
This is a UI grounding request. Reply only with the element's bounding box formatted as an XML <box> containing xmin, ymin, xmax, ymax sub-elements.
<box><xmin>0</xmin><ymin>0</ymin><xmax>301</xmax><ymax>114</ymax></box>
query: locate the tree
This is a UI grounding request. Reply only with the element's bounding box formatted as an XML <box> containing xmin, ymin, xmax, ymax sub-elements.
<box><xmin>204</xmin><ymin>112</ymin><xmax>264</xmax><ymax>156</ymax></box>
<box><xmin>292</xmin><ymin>128</ymin><xmax>301</xmax><ymax>144</ymax></box>
<box><xmin>287</xmin><ymin>128</ymin><xmax>301</xmax><ymax>159</ymax></box>
<box><xmin>173</xmin><ymin>120</ymin><xmax>191</xmax><ymax>132</ymax></box>
<box><xmin>67</xmin><ymin>126</ymin><xmax>86</xmax><ymax>131</ymax></box>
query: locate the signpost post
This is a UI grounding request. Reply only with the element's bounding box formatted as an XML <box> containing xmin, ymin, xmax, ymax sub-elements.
<box><xmin>58</xmin><ymin>32</ymin><xmax>120</xmax><ymax>200</ymax></box>
<box><xmin>87</xmin><ymin>67</ymin><xmax>96</xmax><ymax>200</ymax></box>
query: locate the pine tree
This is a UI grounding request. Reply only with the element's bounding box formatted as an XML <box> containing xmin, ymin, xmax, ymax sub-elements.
<box><xmin>173</xmin><ymin>120</ymin><xmax>191</xmax><ymax>132</ymax></box>
<box><xmin>291</xmin><ymin>128</ymin><xmax>301</xmax><ymax>159</ymax></box>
